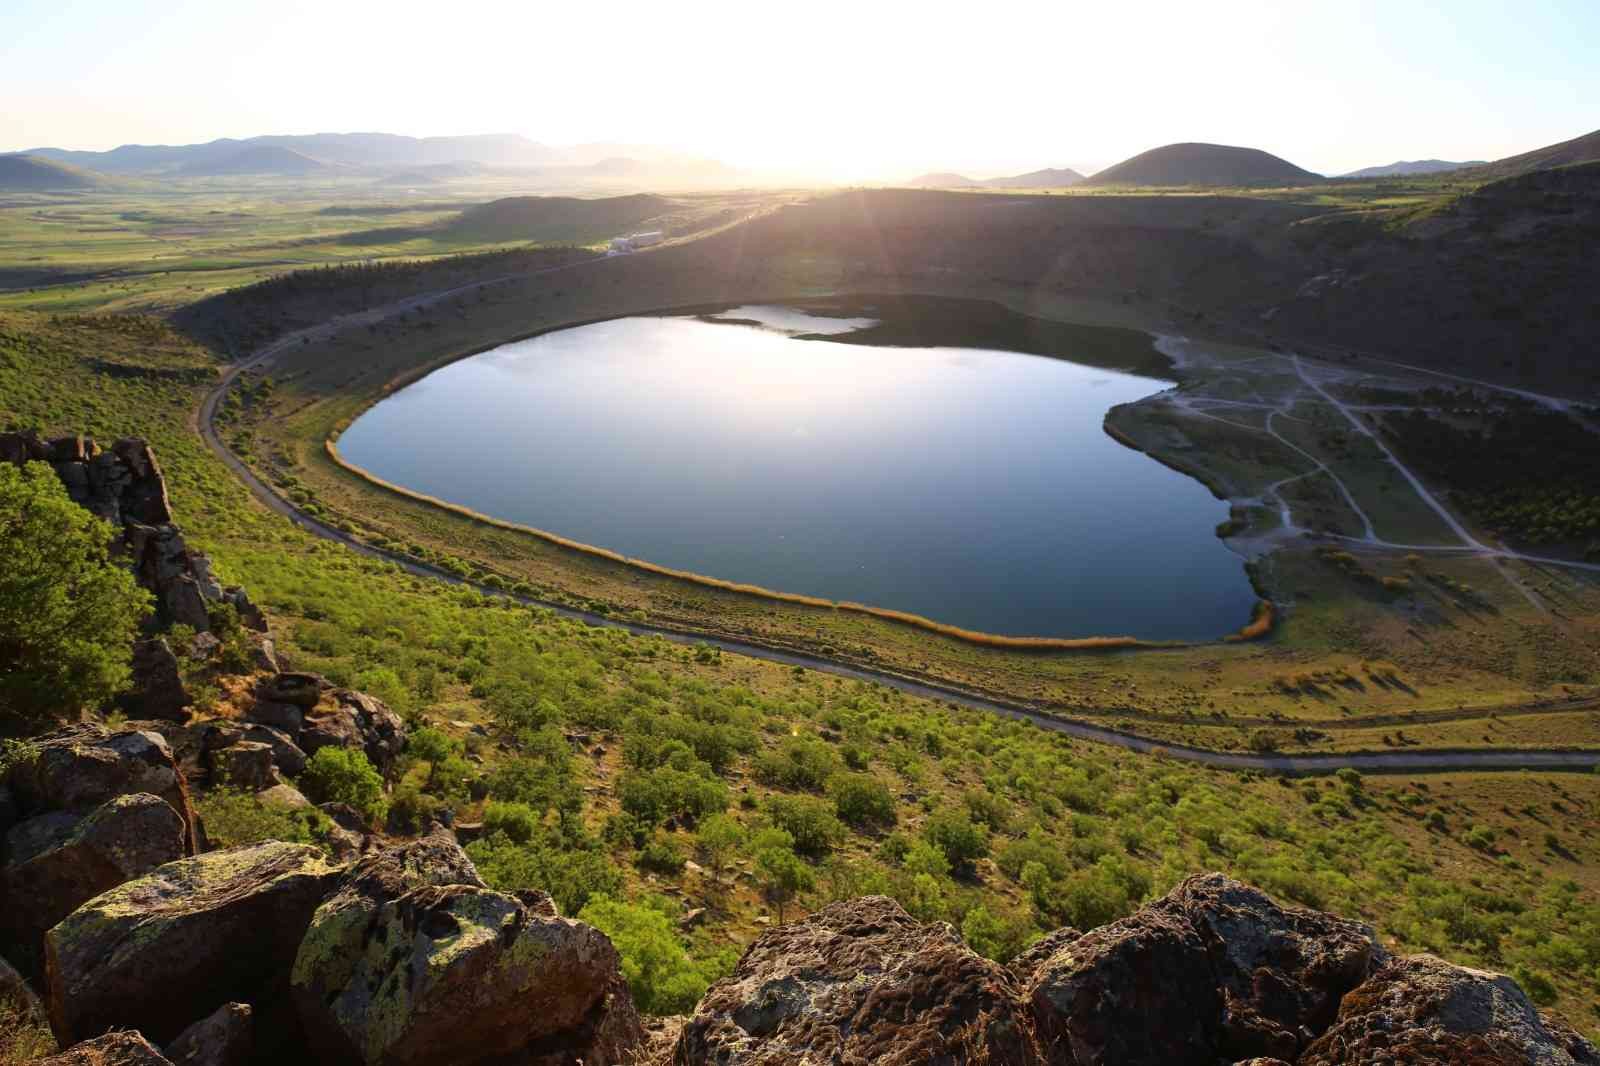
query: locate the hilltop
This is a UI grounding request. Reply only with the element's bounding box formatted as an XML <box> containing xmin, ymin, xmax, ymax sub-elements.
<box><xmin>175</xmin><ymin>145</ymin><xmax>330</xmax><ymax>177</ymax></box>
<box><xmin>1086</xmin><ymin>142</ymin><xmax>1322</xmax><ymax>186</ymax></box>
<box><xmin>983</xmin><ymin>167</ymin><xmax>1085</xmax><ymax>188</ymax></box>
<box><xmin>27</xmin><ymin>132</ymin><xmax>559</xmax><ymax>174</ymax></box>
<box><xmin>905</xmin><ymin>172</ymin><xmax>983</xmax><ymax>188</ymax></box>
<box><xmin>1461</xmin><ymin>126</ymin><xmax>1600</xmax><ymax>181</ymax></box>
<box><xmin>0</xmin><ymin>153</ymin><xmax>113</xmax><ymax>190</ymax></box>
<box><xmin>904</xmin><ymin>168</ymin><xmax>1086</xmax><ymax>189</ymax></box>
<box><xmin>1340</xmin><ymin>159</ymin><xmax>1482</xmax><ymax>178</ymax></box>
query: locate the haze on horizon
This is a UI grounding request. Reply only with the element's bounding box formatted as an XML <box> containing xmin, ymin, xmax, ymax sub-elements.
<box><xmin>3</xmin><ymin>0</ymin><xmax>1597</xmax><ymax>181</ymax></box>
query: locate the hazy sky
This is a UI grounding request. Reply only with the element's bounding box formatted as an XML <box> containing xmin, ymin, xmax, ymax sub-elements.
<box><xmin>3</xmin><ymin>0</ymin><xmax>1596</xmax><ymax>179</ymax></box>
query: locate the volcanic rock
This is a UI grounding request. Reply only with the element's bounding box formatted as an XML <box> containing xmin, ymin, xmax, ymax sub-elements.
<box><xmin>1</xmin><ymin>793</ymin><xmax>187</xmax><ymax>970</ymax></box>
<box><xmin>292</xmin><ymin>829</ymin><xmax>641</xmax><ymax>1066</ymax></box>
<box><xmin>675</xmin><ymin>894</ymin><xmax>1038</xmax><ymax>1066</ymax></box>
<box><xmin>164</xmin><ymin>1002</ymin><xmax>254</xmax><ymax>1066</ymax></box>
<box><xmin>1025</xmin><ymin>873</ymin><xmax>1385</xmax><ymax>1065</ymax></box>
<box><xmin>299</xmin><ymin>688</ymin><xmax>406</xmax><ymax>777</ymax></box>
<box><xmin>44</xmin><ymin>841</ymin><xmax>342</xmax><ymax>1047</ymax></box>
<box><xmin>1299</xmin><ymin>953</ymin><xmax>1600</xmax><ymax>1065</ymax></box>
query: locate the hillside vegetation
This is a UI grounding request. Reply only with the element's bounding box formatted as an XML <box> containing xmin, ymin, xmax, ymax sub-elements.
<box><xmin>2</xmin><ymin>311</ymin><xmax>1600</xmax><ymax>1036</ymax></box>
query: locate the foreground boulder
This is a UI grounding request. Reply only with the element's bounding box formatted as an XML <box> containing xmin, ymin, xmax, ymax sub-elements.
<box><xmin>35</xmin><ymin>1032</ymin><xmax>173</xmax><ymax>1066</ymax></box>
<box><xmin>1025</xmin><ymin>873</ymin><xmax>1386</xmax><ymax>1065</ymax></box>
<box><xmin>1300</xmin><ymin>954</ymin><xmax>1599</xmax><ymax>1065</ymax></box>
<box><xmin>5</xmin><ymin>724</ymin><xmax>197</xmax><ymax>854</ymax></box>
<box><xmin>1</xmin><ymin>793</ymin><xmax>187</xmax><ymax>968</ymax></box>
<box><xmin>164</xmin><ymin>1002</ymin><xmax>254</xmax><ymax>1066</ymax></box>
<box><xmin>292</xmin><ymin>829</ymin><xmax>641</xmax><ymax>1066</ymax></box>
<box><xmin>44</xmin><ymin>841</ymin><xmax>342</xmax><ymax>1047</ymax></box>
<box><xmin>675</xmin><ymin>895</ymin><xmax>1038</xmax><ymax>1066</ymax></box>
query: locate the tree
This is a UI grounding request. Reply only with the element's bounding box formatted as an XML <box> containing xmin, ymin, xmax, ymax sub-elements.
<box><xmin>0</xmin><ymin>462</ymin><xmax>150</xmax><ymax>725</ymax></box>
<box><xmin>752</xmin><ymin>827</ymin><xmax>813</xmax><ymax>924</ymax></box>
<box><xmin>829</xmin><ymin>773</ymin><xmax>897</xmax><ymax>829</ymax></box>
<box><xmin>695</xmin><ymin>814</ymin><xmax>743</xmax><ymax>888</ymax></box>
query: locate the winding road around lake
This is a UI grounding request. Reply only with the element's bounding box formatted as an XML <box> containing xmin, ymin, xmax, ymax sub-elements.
<box><xmin>195</xmin><ymin>269</ymin><xmax>1600</xmax><ymax>778</ymax></box>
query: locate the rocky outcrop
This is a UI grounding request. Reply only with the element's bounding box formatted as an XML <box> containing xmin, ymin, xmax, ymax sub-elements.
<box><xmin>1300</xmin><ymin>954</ymin><xmax>1599</xmax><ymax>1066</ymax></box>
<box><xmin>44</xmin><ymin>841</ymin><xmax>343</xmax><ymax>1047</ymax></box>
<box><xmin>34</xmin><ymin>1032</ymin><xmax>175</xmax><ymax>1066</ymax></box>
<box><xmin>164</xmin><ymin>1002</ymin><xmax>254</xmax><ymax>1066</ymax></box>
<box><xmin>120</xmin><ymin>639</ymin><xmax>192</xmax><ymax>723</ymax></box>
<box><xmin>675</xmin><ymin>895</ymin><xmax>1039</xmax><ymax>1066</ymax></box>
<box><xmin>4</xmin><ymin>724</ymin><xmax>198</xmax><ymax>855</ymax></box>
<box><xmin>292</xmin><ymin>829</ymin><xmax>643</xmax><ymax>1066</ymax></box>
<box><xmin>299</xmin><ymin>689</ymin><xmax>406</xmax><ymax>778</ymax></box>
<box><xmin>1</xmin><ymin>430</ymin><xmax>265</xmax><ymax>635</ymax></box>
<box><xmin>1</xmin><ymin>793</ymin><xmax>187</xmax><ymax>969</ymax></box>
<box><xmin>1025</xmin><ymin>873</ymin><xmax>1386</xmax><ymax>1065</ymax></box>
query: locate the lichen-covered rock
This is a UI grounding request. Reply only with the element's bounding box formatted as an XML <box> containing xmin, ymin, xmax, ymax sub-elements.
<box><xmin>1299</xmin><ymin>954</ymin><xmax>1600</xmax><ymax>1066</ymax></box>
<box><xmin>292</xmin><ymin>829</ymin><xmax>642</xmax><ymax>1066</ymax></box>
<box><xmin>300</xmin><ymin>689</ymin><xmax>406</xmax><ymax>778</ymax></box>
<box><xmin>44</xmin><ymin>841</ymin><xmax>343</xmax><ymax>1047</ymax></box>
<box><xmin>210</xmin><ymin>741</ymin><xmax>277</xmax><ymax>792</ymax></box>
<box><xmin>164</xmin><ymin>1002</ymin><xmax>253</xmax><ymax>1066</ymax></box>
<box><xmin>258</xmin><ymin>782</ymin><xmax>314</xmax><ymax>811</ymax></box>
<box><xmin>34</xmin><ymin>1032</ymin><xmax>174</xmax><ymax>1066</ymax></box>
<box><xmin>675</xmin><ymin>895</ymin><xmax>1038</xmax><ymax>1066</ymax></box>
<box><xmin>5</xmin><ymin>725</ymin><xmax>197</xmax><ymax>858</ymax></box>
<box><xmin>1</xmin><ymin>793</ymin><xmax>186</xmax><ymax>969</ymax></box>
<box><xmin>120</xmin><ymin>639</ymin><xmax>192</xmax><ymax>723</ymax></box>
<box><xmin>1025</xmin><ymin>873</ymin><xmax>1385</xmax><ymax>1065</ymax></box>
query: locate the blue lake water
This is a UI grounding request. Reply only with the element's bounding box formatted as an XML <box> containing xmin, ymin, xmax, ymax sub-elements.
<box><xmin>338</xmin><ymin>304</ymin><xmax>1258</xmax><ymax>638</ymax></box>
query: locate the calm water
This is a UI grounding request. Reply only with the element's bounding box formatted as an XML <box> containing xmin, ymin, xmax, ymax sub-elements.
<box><xmin>339</xmin><ymin>304</ymin><xmax>1258</xmax><ymax>638</ymax></box>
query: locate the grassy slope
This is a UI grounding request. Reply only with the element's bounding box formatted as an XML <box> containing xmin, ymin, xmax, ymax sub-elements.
<box><xmin>3</xmin><ymin>309</ymin><xmax>1600</xmax><ymax>1033</ymax></box>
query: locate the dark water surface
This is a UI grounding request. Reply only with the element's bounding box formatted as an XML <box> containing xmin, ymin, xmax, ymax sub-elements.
<box><xmin>339</xmin><ymin>301</ymin><xmax>1258</xmax><ymax>638</ymax></box>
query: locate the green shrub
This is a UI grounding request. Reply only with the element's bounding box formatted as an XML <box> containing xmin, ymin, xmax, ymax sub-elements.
<box><xmin>961</xmin><ymin>904</ymin><xmax>1037</xmax><ymax>963</ymax></box>
<box><xmin>754</xmin><ymin>737</ymin><xmax>840</xmax><ymax>792</ymax></box>
<box><xmin>301</xmin><ymin>747</ymin><xmax>386</xmax><ymax>820</ymax></box>
<box><xmin>638</xmin><ymin>834</ymin><xmax>687</xmax><ymax>875</ymax></box>
<box><xmin>764</xmin><ymin>794</ymin><xmax>845</xmax><ymax>858</ymax></box>
<box><xmin>467</xmin><ymin>831</ymin><xmax>623</xmax><ymax>916</ymax></box>
<box><xmin>481</xmin><ymin>800</ymin><xmax>541</xmax><ymax>845</ymax></box>
<box><xmin>829</xmin><ymin>774</ymin><xmax>897</xmax><ymax>829</ymax></box>
<box><xmin>577</xmin><ymin>895</ymin><xmax>734</xmax><ymax>1015</ymax></box>
<box><xmin>923</xmin><ymin>807</ymin><xmax>989</xmax><ymax>871</ymax></box>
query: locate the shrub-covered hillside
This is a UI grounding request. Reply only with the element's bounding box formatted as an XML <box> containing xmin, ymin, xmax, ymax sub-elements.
<box><xmin>1</xmin><ymin>310</ymin><xmax>1598</xmax><ymax>1035</ymax></box>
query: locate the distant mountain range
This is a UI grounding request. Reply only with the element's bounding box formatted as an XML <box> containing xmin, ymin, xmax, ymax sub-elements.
<box><xmin>1339</xmin><ymin>159</ymin><xmax>1484</xmax><ymax>179</ymax></box>
<box><xmin>904</xmin><ymin>167</ymin><xmax>1085</xmax><ymax>189</ymax></box>
<box><xmin>1084</xmin><ymin>143</ymin><xmax>1322</xmax><ymax>186</ymax></box>
<box><xmin>15</xmin><ymin>132</ymin><xmax>741</xmax><ymax>187</ymax></box>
